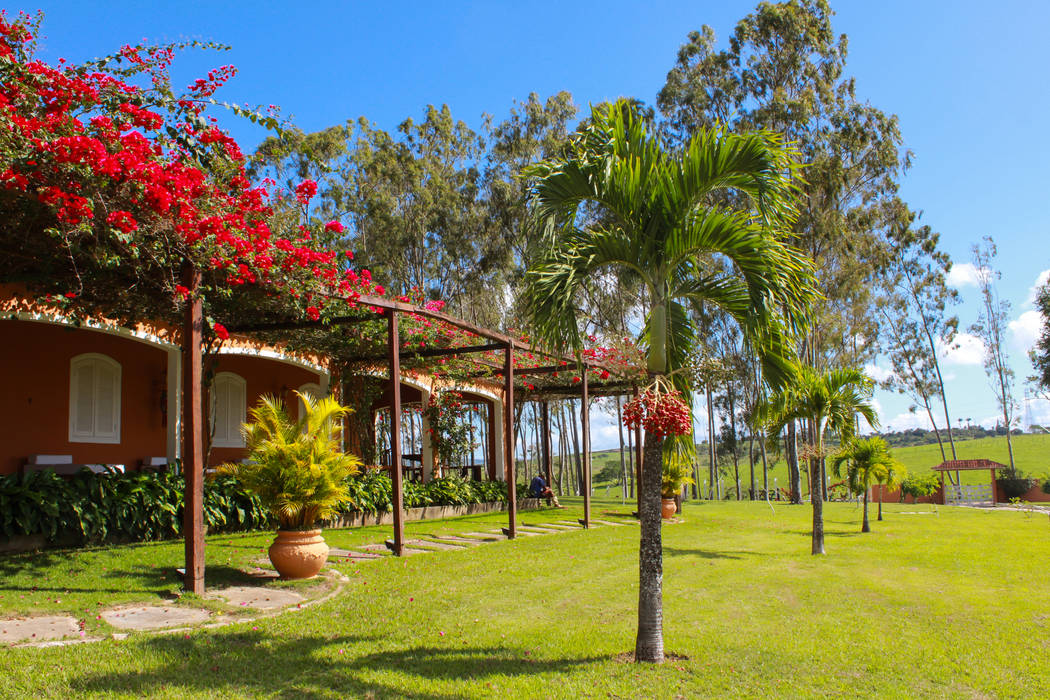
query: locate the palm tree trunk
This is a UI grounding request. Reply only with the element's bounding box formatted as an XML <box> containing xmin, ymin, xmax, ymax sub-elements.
<box><xmin>635</xmin><ymin>430</ymin><xmax>665</xmax><ymax>663</ymax></box>
<box><xmin>786</xmin><ymin>421</ymin><xmax>802</xmax><ymax>504</ymax></box>
<box><xmin>877</xmin><ymin>486</ymin><xmax>883</xmax><ymax>521</ymax></box>
<box><xmin>861</xmin><ymin>487</ymin><xmax>870</xmax><ymax>533</ymax></box>
<box><xmin>810</xmin><ymin>455</ymin><xmax>825</xmax><ymax>555</ymax></box>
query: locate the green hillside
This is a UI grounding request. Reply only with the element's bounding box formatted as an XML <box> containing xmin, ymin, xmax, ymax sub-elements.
<box><xmin>578</xmin><ymin>433</ymin><xmax>1050</xmax><ymax>494</ymax></box>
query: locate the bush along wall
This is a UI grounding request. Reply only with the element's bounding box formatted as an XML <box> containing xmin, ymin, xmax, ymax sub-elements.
<box><xmin>0</xmin><ymin>467</ymin><xmax>270</xmax><ymax>546</ymax></box>
<box><xmin>342</xmin><ymin>470</ymin><xmax>531</xmax><ymax>514</ymax></box>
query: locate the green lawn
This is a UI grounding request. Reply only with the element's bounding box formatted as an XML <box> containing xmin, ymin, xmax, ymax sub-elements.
<box><xmin>2</xmin><ymin>498</ymin><xmax>1049</xmax><ymax>697</ymax></box>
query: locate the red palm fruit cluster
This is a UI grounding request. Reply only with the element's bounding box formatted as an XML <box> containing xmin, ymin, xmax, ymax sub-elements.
<box><xmin>622</xmin><ymin>389</ymin><xmax>692</xmax><ymax>438</ymax></box>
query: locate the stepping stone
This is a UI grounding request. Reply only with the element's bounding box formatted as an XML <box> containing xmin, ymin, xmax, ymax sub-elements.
<box><xmin>488</xmin><ymin>528</ymin><xmax>538</xmax><ymax>536</ymax></box>
<box><xmin>556</xmin><ymin>521</ymin><xmax>586</xmax><ymax>528</ymax></box>
<box><xmin>404</xmin><ymin>539</ymin><xmax>464</xmax><ymax>551</ymax></box>
<box><xmin>0</xmin><ymin>615</ymin><xmax>79</xmax><ymax>643</ymax></box>
<box><xmin>518</xmin><ymin>525</ymin><xmax>561</xmax><ymax>533</ymax></box>
<box><xmin>329</xmin><ymin>548</ymin><xmax>383</xmax><ymax>561</ymax></box>
<box><xmin>208</xmin><ymin>586</ymin><xmax>304</xmax><ymax>611</ymax></box>
<box><xmin>533</xmin><ymin>523</ymin><xmax>577</xmax><ymax>530</ymax></box>
<box><xmin>590</xmin><ymin>519</ymin><xmax>627</xmax><ymax>527</ymax></box>
<box><xmin>358</xmin><ymin>543</ymin><xmax>391</xmax><ymax>552</ymax></box>
<box><xmin>431</xmin><ymin>535</ymin><xmax>484</xmax><ymax>546</ymax></box>
<box><xmin>101</xmin><ymin>605</ymin><xmax>211</xmax><ymax>631</ymax></box>
<box><xmin>463</xmin><ymin>532</ymin><xmax>507</xmax><ymax>541</ymax></box>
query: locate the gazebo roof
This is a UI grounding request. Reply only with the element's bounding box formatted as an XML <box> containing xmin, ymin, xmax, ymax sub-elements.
<box><xmin>931</xmin><ymin>459</ymin><xmax>1007</xmax><ymax>471</ymax></box>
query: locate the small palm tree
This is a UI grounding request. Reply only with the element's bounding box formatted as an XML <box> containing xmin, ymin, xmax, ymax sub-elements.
<box><xmin>220</xmin><ymin>392</ymin><xmax>360</xmax><ymax>530</ymax></box>
<box><xmin>523</xmin><ymin>100</ymin><xmax>814</xmax><ymax>662</ymax></box>
<box><xmin>761</xmin><ymin>365</ymin><xmax>877</xmax><ymax>553</ymax></box>
<box><xmin>831</xmin><ymin>437</ymin><xmax>902</xmax><ymax>533</ymax></box>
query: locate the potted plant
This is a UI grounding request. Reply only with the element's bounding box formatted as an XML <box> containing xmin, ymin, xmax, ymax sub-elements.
<box><xmin>661</xmin><ymin>455</ymin><xmax>695</xmax><ymax>519</ymax></box>
<box><xmin>220</xmin><ymin>392</ymin><xmax>360</xmax><ymax>579</ymax></box>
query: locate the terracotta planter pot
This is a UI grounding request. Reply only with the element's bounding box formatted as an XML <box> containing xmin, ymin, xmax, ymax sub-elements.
<box><xmin>661</xmin><ymin>497</ymin><xmax>678</xmax><ymax>519</ymax></box>
<box><xmin>268</xmin><ymin>528</ymin><xmax>329</xmax><ymax>579</ymax></box>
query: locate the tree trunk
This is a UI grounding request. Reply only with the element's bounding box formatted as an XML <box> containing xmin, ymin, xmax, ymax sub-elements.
<box><xmin>787</xmin><ymin>422</ymin><xmax>802</xmax><ymax>504</ymax></box>
<box><xmin>635</xmin><ymin>430</ymin><xmax>665</xmax><ymax>663</ymax></box>
<box><xmin>706</xmin><ymin>383</ymin><xmax>717</xmax><ymax>499</ymax></box>
<box><xmin>568</xmin><ymin>401</ymin><xmax>583</xmax><ymax>496</ymax></box>
<box><xmin>626</xmin><ymin>412</ymin><xmax>635</xmax><ymax>499</ymax></box>
<box><xmin>616</xmin><ymin>396</ymin><xmax>629</xmax><ymax>499</ymax></box>
<box><xmin>877</xmin><ymin>486</ymin><xmax>883</xmax><ymax>521</ymax></box>
<box><xmin>861</xmin><ymin>487</ymin><xmax>870</xmax><ymax>533</ymax></box>
<box><xmin>748</xmin><ymin>429</ymin><xmax>756</xmax><ymax>501</ymax></box>
<box><xmin>810</xmin><ymin>455</ymin><xmax>825</xmax><ymax>555</ymax></box>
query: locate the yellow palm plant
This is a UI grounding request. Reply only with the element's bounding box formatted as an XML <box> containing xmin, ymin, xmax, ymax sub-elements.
<box><xmin>220</xmin><ymin>392</ymin><xmax>360</xmax><ymax>530</ymax></box>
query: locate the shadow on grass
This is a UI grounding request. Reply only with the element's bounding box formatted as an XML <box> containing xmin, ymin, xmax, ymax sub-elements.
<box><xmin>0</xmin><ymin>564</ymin><xmax>258</xmax><ymax>596</ymax></box>
<box><xmin>661</xmin><ymin>547</ymin><xmax>752</xmax><ymax>559</ymax></box>
<box><xmin>69</xmin><ymin>630</ymin><xmax>603</xmax><ymax>699</ymax></box>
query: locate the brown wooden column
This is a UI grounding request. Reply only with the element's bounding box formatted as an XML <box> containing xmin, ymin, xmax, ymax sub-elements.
<box><xmin>540</xmin><ymin>401</ymin><xmax>552</xmax><ymax>487</ymax></box>
<box><xmin>990</xmin><ymin>468</ymin><xmax>997</xmax><ymax>505</ymax></box>
<box><xmin>180</xmin><ymin>262</ymin><xmax>205</xmax><ymax>595</ymax></box>
<box><xmin>502</xmin><ymin>342</ymin><xmax>517</xmax><ymax>539</ymax></box>
<box><xmin>385</xmin><ymin>310</ymin><xmax>405</xmax><ymax>556</ymax></box>
<box><xmin>939</xmin><ymin>471</ymin><xmax>945</xmax><ymax>505</ymax></box>
<box><xmin>580</xmin><ymin>367</ymin><xmax>591</xmax><ymax>528</ymax></box>
<box><xmin>634</xmin><ymin>386</ymin><xmax>643</xmax><ymax>516</ymax></box>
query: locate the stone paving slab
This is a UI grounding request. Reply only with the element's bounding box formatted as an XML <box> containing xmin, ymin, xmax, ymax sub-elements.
<box><xmin>488</xmin><ymin>528</ymin><xmax>538</xmax><ymax>536</ymax></box>
<box><xmin>556</xmin><ymin>521</ymin><xmax>586</xmax><ymax>528</ymax></box>
<box><xmin>101</xmin><ymin>605</ymin><xmax>212</xmax><ymax>631</ymax></box>
<box><xmin>404</xmin><ymin>538</ymin><xmax>464</xmax><ymax>551</ymax></box>
<box><xmin>208</xmin><ymin>586</ymin><xmax>304</xmax><ymax>611</ymax></box>
<box><xmin>590</xmin><ymin>519</ymin><xmax>627</xmax><ymax>526</ymax></box>
<box><xmin>358</xmin><ymin>543</ymin><xmax>392</xmax><ymax>552</ymax></box>
<box><xmin>532</xmin><ymin>523</ymin><xmax>577</xmax><ymax>530</ymax></box>
<box><xmin>330</xmin><ymin>548</ymin><xmax>383</xmax><ymax>560</ymax></box>
<box><xmin>0</xmin><ymin>615</ymin><xmax>79</xmax><ymax>643</ymax></box>
<box><xmin>431</xmin><ymin>535</ymin><xmax>484</xmax><ymax>545</ymax></box>
<box><xmin>518</xmin><ymin>525</ymin><xmax>561</xmax><ymax>533</ymax></box>
<box><xmin>463</xmin><ymin>532</ymin><xmax>507</xmax><ymax>541</ymax></box>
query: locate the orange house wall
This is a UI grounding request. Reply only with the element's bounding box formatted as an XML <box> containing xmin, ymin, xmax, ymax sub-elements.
<box><xmin>0</xmin><ymin>319</ymin><xmax>169</xmax><ymax>475</ymax></box>
<box><xmin>205</xmin><ymin>354</ymin><xmax>321</xmax><ymax>466</ymax></box>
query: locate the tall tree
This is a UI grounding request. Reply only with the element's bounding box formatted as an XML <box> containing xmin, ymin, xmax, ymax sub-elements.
<box><xmin>524</xmin><ymin>100</ymin><xmax>814</xmax><ymax>662</ymax></box>
<box><xmin>970</xmin><ymin>237</ymin><xmax>1017</xmax><ymax>470</ymax></box>
<box><xmin>761</xmin><ymin>365</ymin><xmax>876</xmax><ymax>554</ymax></box>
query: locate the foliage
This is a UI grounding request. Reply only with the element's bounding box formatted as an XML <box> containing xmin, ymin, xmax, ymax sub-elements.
<box><xmin>661</xmin><ymin>456</ymin><xmax>696</xmax><ymax>499</ymax></box>
<box><xmin>422</xmin><ymin>391</ymin><xmax>479</xmax><ymax>467</ymax></box>
<box><xmin>0</xmin><ymin>467</ymin><xmax>267</xmax><ymax>545</ymax></box>
<box><xmin>622</xmin><ymin>385</ymin><xmax>692</xmax><ymax>439</ymax></box>
<box><xmin>831</xmin><ymin>437</ymin><xmax>903</xmax><ymax>497</ymax></box>
<box><xmin>220</xmin><ymin>393</ymin><xmax>359</xmax><ymax>530</ymax></box>
<box><xmin>996</xmin><ymin>467</ymin><xmax>1036</xmax><ymax>500</ymax></box>
<box><xmin>898</xmin><ymin>472</ymin><xmax>940</xmax><ymax>501</ymax></box>
<box><xmin>339</xmin><ymin>468</ymin><xmax>528</xmax><ymax>514</ymax></box>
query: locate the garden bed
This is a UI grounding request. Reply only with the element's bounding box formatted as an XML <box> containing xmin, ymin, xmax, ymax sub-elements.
<box><xmin>326</xmin><ymin>498</ymin><xmax>543</xmax><ymax>528</ymax></box>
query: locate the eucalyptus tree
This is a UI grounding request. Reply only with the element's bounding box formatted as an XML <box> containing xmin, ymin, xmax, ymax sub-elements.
<box><xmin>831</xmin><ymin>436</ymin><xmax>902</xmax><ymax>533</ymax></box>
<box><xmin>523</xmin><ymin>100</ymin><xmax>814</xmax><ymax>662</ymax></box>
<box><xmin>761</xmin><ymin>365</ymin><xmax>876</xmax><ymax>553</ymax></box>
<box><xmin>970</xmin><ymin>237</ymin><xmax>1018</xmax><ymax>470</ymax></box>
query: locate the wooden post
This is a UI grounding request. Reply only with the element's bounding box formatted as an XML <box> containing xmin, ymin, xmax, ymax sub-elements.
<box><xmin>385</xmin><ymin>310</ymin><xmax>405</xmax><ymax>556</ymax></box>
<box><xmin>990</xmin><ymin>468</ymin><xmax>997</xmax><ymax>505</ymax></box>
<box><xmin>502</xmin><ymin>342</ymin><xmax>517</xmax><ymax>539</ymax></box>
<box><xmin>580</xmin><ymin>367</ymin><xmax>591</xmax><ymax>528</ymax></box>
<box><xmin>180</xmin><ymin>262</ymin><xmax>205</xmax><ymax>595</ymax></box>
<box><xmin>939</xmin><ymin>470</ymin><xmax>945</xmax><ymax>505</ymax></box>
<box><xmin>634</xmin><ymin>386</ymin><xmax>643</xmax><ymax>516</ymax></box>
<box><xmin>540</xmin><ymin>401</ymin><xmax>552</xmax><ymax>487</ymax></box>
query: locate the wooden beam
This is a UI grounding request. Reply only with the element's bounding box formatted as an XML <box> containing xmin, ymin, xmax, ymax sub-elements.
<box><xmin>354</xmin><ymin>342</ymin><xmax>505</xmax><ymax>364</ymax></box>
<box><xmin>181</xmin><ymin>262</ymin><xmax>205</xmax><ymax>595</ymax></box>
<box><xmin>386</xmin><ymin>310</ymin><xmax>405</xmax><ymax>556</ymax></box>
<box><xmin>580</xmin><ymin>370</ymin><xmax>591</xmax><ymax>529</ymax></box>
<box><xmin>502</xmin><ymin>342</ymin><xmax>517</xmax><ymax>539</ymax></box>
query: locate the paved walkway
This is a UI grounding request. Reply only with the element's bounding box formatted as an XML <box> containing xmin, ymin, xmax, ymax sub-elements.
<box><xmin>1</xmin><ymin>515</ymin><xmax>634</xmax><ymax>647</ymax></box>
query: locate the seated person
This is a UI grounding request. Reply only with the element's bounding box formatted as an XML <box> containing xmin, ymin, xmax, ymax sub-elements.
<box><xmin>529</xmin><ymin>473</ymin><xmax>561</xmax><ymax>507</ymax></box>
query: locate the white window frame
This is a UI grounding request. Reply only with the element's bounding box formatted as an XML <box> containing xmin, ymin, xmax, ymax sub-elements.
<box><xmin>210</xmin><ymin>372</ymin><xmax>247</xmax><ymax>448</ymax></box>
<box><xmin>296</xmin><ymin>382</ymin><xmax>323</xmax><ymax>420</ymax></box>
<box><xmin>68</xmin><ymin>353</ymin><xmax>122</xmax><ymax>444</ymax></box>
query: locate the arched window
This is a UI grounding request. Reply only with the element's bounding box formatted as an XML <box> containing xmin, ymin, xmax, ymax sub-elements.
<box><xmin>211</xmin><ymin>372</ymin><xmax>247</xmax><ymax>448</ymax></box>
<box><xmin>69</xmin><ymin>353</ymin><xmax>122</xmax><ymax>444</ymax></box>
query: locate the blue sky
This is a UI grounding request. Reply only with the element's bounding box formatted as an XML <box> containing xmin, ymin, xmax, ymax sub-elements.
<box><xmin>21</xmin><ymin>0</ymin><xmax>1050</xmax><ymax>445</ymax></box>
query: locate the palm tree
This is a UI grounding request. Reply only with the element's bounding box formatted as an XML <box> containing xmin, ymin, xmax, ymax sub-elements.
<box><xmin>523</xmin><ymin>101</ymin><xmax>815</xmax><ymax>662</ymax></box>
<box><xmin>831</xmin><ymin>436</ymin><xmax>902</xmax><ymax>533</ymax></box>
<box><xmin>761</xmin><ymin>365</ymin><xmax>876</xmax><ymax>553</ymax></box>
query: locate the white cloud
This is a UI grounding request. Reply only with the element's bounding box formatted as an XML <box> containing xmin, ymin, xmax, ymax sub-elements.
<box><xmin>863</xmin><ymin>362</ymin><xmax>894</xmax><ymax>383</ymax></box>
<box><xmin>885</xmin><ymin>410</ymin><xmax>934</xmax><ymax>432</ymax></box>
<box><xmin>1008</xmin><ymin>309</ymin><xmax>1042</xmax><ymax>353</ymax></box>
<box><xmin>937</xmin><ymin>332</ymin><xmax>985</xmax><ymax>366</ymax></box>
<box><xmin>1025</xmin><ymin>269</ymin><xmax>1050</xmax><ymax>306</ymax></box>
<box><xmin>947</xmin><ymin>262</ymin><xmax>990</xmax><ymax>289</ymax></box>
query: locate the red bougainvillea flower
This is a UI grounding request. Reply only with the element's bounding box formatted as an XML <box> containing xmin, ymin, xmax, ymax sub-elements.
<box><xmin>295</xmin><ymin>179</ymin><xmax>317</xmax><ymax>204</ymax></box>
<box><xmin>305</xmin><ymin>305</ymin><xmax>321</xmax><ymax>321</ymax></box>
<box><xmin>324</xmin><ymin>220</ymin><xmax>344</xmax><ymax>233</ymax></box>
<box><xmin>212</xmin><ymin>322</ymin><xmax>230</xmax><ymax>341</ymax></box>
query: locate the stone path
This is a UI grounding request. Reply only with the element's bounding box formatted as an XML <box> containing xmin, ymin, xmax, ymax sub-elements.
<box><xmin>2</xmin><ymin>513</ymin><xmax>635</xmax><ymax>647</ymax></box>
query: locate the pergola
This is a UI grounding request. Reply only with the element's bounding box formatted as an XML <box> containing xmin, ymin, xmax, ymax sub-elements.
<box><xmin>174</xmin><ymin>280</ymin><xmax>646</xmax><ymax>593</ymax></box>
<box><xmin>931</xmin><ymin>459</ymin><xmax>1006</xmax><ymax>505</ymax></box>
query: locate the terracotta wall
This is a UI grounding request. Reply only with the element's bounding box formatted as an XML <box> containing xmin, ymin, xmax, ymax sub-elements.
<box><xmin>0</xmin><ymin>319</ymin><xmax>169</xmax><ymax>475</ymax></box>
<box><xmin>872</xmin><ymin>484</ymin><xmax>943</xmax><ymax>505</ymax></box>
<box><xmin>205</xmin><ymin>354</ymin><xmax>321</xmax><ymax>466</ymax></box>
<box><xmin>994</xmin><ymin>481</ymin><xmax>1050</xmax><ymax>503</ymax></box>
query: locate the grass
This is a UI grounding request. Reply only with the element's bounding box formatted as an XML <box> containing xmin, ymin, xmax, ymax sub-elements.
<box><xmin>2</xmin><ymin>497</ymin><xmax>1049</xmax><ymax>697</ymax></box>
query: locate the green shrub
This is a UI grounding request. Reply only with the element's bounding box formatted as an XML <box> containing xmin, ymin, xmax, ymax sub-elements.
<box><xmin>339</xmin><ymin>469</ymin><xmax>532</xmax><ymax>514</ymax></box>
<box><xmin>899</xmin><ymin>472</ymin><xmax>940</xmax><ymax>501</ymax></box>
<box><xmin>1042</xmin><ymin>477</ymin><xmax>1050</xmax><ymax>495</ymax></box>
<box><xmin>997</xmin><ymin>468</ymin><xmax>1036</xmax><ymax>500</ymax></box>
<box><xmin>0</xmin><ymin>467</ymin><xmax>268</xmax><ymax>546</ymax></box>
